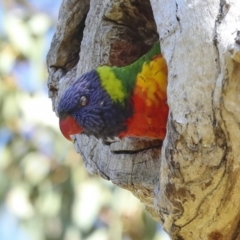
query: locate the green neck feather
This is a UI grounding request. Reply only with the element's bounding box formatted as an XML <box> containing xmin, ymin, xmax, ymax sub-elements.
<box><xmin>96</xmin><ymin>42</ymin><xmax>161</xmax><ymax>104</ymax></box>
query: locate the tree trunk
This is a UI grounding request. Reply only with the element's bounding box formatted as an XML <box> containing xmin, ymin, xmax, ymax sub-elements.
<box><xmin>47</xmin><ymin>0</ymin><xmax>240</xmax><ymax>239</ymax></box>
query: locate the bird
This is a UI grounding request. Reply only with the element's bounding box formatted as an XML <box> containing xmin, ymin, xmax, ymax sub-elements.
<box><xmin>57</xmin><ymin>42</ymin><xmax>168</xmax><ymax>141</ymax></box>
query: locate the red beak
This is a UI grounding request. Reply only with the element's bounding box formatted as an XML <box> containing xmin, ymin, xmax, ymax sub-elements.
<box><xmin>59</xmin><ymin>116</ymin><xmax>83</xmax><ymax>141</ymax></box>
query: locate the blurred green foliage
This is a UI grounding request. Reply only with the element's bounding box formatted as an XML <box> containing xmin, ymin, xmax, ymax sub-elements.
<box><xmin>0</xmin><ymin>1</ymin><xmax>169</xmax><ymax>240</ymax></box>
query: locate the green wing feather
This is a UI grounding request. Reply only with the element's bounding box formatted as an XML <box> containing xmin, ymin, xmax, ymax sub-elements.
<box><xmin>96</xmin><ymin>42</ymin><xmax>161</xmax><ymax>105</ymax></box>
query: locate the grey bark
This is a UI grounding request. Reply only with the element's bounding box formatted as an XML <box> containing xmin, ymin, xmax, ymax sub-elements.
<box><xmin>47</xmin><ymin>0</ymin><xmax>240</xmax><ymax>239</ymax></box>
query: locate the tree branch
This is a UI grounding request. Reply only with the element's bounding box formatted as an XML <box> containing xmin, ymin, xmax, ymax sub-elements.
<box><xmin>47</xmin><ymin>0</ymin><xmax>162</xmax><ymax>220</ymax></box>
<box><xmin>151</xmin><ymin>0</ymin><xmax>240</xmax><ymax>238</ymax></box>
<box><xmin>47</xmin><ymin>0</ymin><xmax>240</xmax><ymax>238</ymax></box>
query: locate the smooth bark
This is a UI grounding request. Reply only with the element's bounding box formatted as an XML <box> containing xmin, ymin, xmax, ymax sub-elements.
<box><xmin>47</xmin><ymin>0</ymin><xmax>240</xmax><ymax>238</ymax></box>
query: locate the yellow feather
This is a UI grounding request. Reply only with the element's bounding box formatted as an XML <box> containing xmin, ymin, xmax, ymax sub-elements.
<box><xmin>96</xmin><ymin>66</ymin><xmax>125</xmax><ymax>103</ymax></box>
<box><xmin>136</xmin><ymin>56</ymin><xmax>167</xmax><ymax>106</ymax></box>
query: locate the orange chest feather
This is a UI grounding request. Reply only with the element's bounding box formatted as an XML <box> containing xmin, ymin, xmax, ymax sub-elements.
<box><xmin>120</xmin><ymin>54</ymin><xmax>168</xmax><ymax>139</ymax></box>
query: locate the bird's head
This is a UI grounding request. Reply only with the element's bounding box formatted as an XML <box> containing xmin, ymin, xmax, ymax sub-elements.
<box><xmin>57</xmin><ymin>70</ymin><xmax>132</xmax><ymax>141</ymax></box>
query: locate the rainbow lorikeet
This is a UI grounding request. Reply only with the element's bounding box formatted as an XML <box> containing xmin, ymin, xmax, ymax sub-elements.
<box><xmin>58</xmin><ymin>42</ymin><xmax>168</xmax><ymax>141</ymax></box>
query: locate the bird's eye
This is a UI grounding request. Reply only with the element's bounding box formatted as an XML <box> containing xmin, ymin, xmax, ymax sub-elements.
<box><xmin>80</xmin><ymin>96</ymin><xmax>88</xmax><ymax>107</ymax></box>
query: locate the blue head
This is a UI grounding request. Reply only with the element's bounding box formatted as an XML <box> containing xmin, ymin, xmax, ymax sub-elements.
<box><xmin>57</xmin><ymin>70</ymin><xmax>133</xmax><ymax>140</ymax></box>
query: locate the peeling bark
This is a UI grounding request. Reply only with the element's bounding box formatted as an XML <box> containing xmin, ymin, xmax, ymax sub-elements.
<box><xmin>47</xmin><ymin>0</ymin><xmax>240</xmax><ymax>239</ymax></box>
<box><xmin>47</xmin><ymin>0</ymin><xmax>161</xmax><ymax>220</ymax></box>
